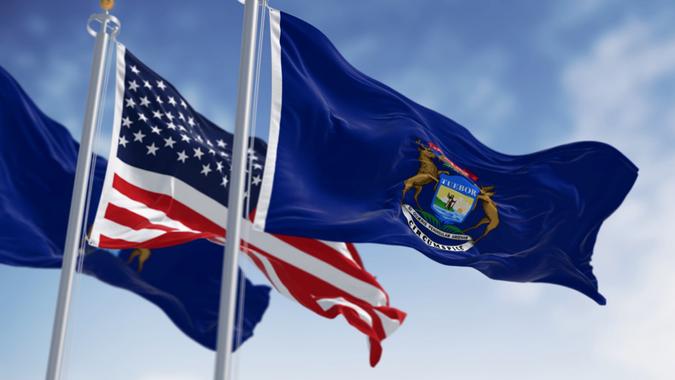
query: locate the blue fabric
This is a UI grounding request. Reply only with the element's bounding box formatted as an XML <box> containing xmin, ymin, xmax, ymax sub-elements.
<box><xmin>0</xmin><ymin>65</ymin><xmax>269</xmax><ymax>349</ymax></box>
<box><xmin>261</xmin><ymin>12</ymin><xmax>639</xmax><ymax>304</ymax></box>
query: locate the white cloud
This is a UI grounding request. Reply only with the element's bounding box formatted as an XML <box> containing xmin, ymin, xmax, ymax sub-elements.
<box><xmin>562</xmin><ymin>17</ymin><xmax>675</xmax><ymax>379</ymax></box>
<box><xmin>564</xmin><ymin>20</ymin><xmax>675</xmax><ymax>156</ymax></box>
<box><xmin>494</xmin><ymin>281</ymin><xmax>544</xmax><ymax>305</ymax></box>
<box><xmin>375</xmin><ymin>36</ymin><xmax>515</xmax><ymax>145</ymax></box>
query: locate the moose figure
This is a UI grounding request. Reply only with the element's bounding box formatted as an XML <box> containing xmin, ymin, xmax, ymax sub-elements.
<box><xmin>402</xmin><ymin>141</ymin><xmax>449</xmax><ymax>209</ymax></box>
<box><xmin>463</xmin><ymin>186</ymin><xmax>499</xmax><ymax>244</ymax></box>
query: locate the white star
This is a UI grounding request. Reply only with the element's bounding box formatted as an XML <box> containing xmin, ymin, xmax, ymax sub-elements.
<box><xmin>178</xmin><ymin>124</ymin><xmax>187</xmax><ymax>132</ymax></box>
<box><xmin>133</xmin><ymin>130</ymin><xmax>146</xmax><ymax>142</ymax></box>
<box><xmin>216</xmin><ymin>139</ymin><xmax>226</xmax><ymax>148</ymax></box>
<box><xmin>146</xmin><ymin>143</ymin><xmax>159</xmax><ymax>156</ymax></box>
<box><xmin>178</xmin><ymin>112</ymin><xmax>185</xmax><ymax>121</ymax></box>
<box><xmin>180</xmin><ymin>134</ymin><xmax>191</xmax><ymax>143</ymax></box>
<box><xmin>128</xmin><ymin>80</ymin><xmax>139</xmax><ymax>91</ymax></box>
<box><xmin>249</xmin><ymin>152</ymin><xmax>258</xmax><ymax>161</ymax></box>
<box><xmin>168</xmin><ymin>96</ymin><xmax>177</xmax><ymax>106</ymax></box>
<box><xmin>200</xmin><ymin>164</ymin><xmax>212</xmax><ymax>176</ymax></box>
<box><xmin>252</xmin><ymin>175</ymin><xmax>262</xmax><ymax>186</ymax></box>
<box><xmin>152</xmin><ymin>110</ymin><xmax>163</xmax><ymax>120</ymax></box>
<box><xmin>125</xmin><ymin>97</ymin><xmax>136</xmax><ymax>108</ymax></box>
<box><xmin>156</xmin><ymin>80</ymin><xmax>167</xmax><ymax>91</ymax></box>
<box><xmin>253</xmin><ymin>163</ymin><xmax>263</xmax><ymax>170</ymax></box>
<box><xmin>195</xmin><ymin>135</ymin><xmax>203</xmax><ymax>143</ymax></box>
<box><xmin>180</xmin><ymin>99</ymin><xmax>187</xmax><ymax>109</ymax></box>
<box><xmin>130</xmin><ymin>65</ymin><xmax>140</xmax><ymax>75</ymax></box>
<box><xmin>165</xmin><ymin>112</ymin><xmax>174</xmax><ymax>121</ymax></box>
<box><xmin>122</xmin><ymin>116</ymin><xmax>133</xmax><ymax>128</ymax></box>
<box><xmin>138</xmin><ymin>112</ymin><xmax>148</xmax><ymax>123</ymax></box>
<box><xmin>208</xmin><ymin>148</ymin><xmax>215</xmax><ymax>156</ymax></box>
<box><xmin>143</xmin><ymin>80</ymin><xmax>152</xmax><ymax>90</ymax></box>
<box><xmin>206</xmin><ymin>140</ymin><xmax>213</xmax><ymax>147</ymax></box>
<box><xmin>139</xmin><ymin>96</ymin><xmax>151</xmax><ymax>107</ymax></box>
<box><xmin>177</xmin><ymin>150</ymin><xmax>188</xmax><ymax>163</ymax></box>
<box><xmin>221</xmin><ymin>176</ymin><xmax>229</xmax><ymax>187</ymax></box>
<box><xmin>156</xmin><ymin>96</ymin><xmax>164</xmax><ymax>105</ymax></box>
<box><xmin>118</xmin><ymin>135</ymin><xmax>129</xmax><ymax>147</ymax></box>
<box><xmin>216</xmin><ymin>161</ymin><xmax>224</xmax><ymax>173</ymax></box>
<box><xmin>188</xmin><ymin>117</ymin><xmax>196</xmax><ymax>127</ymax></box>
<box><xmin>150</xmin><ymin>125</ymin><xmax>161</xmax><ymax>135</ymax></box>
<box><xmin>193</xmin><ymin>147</ymin><xmax>204</xmax><ymax>160</ymax></box>
<box><xmin>219</xmin><ymin>151</ymin><xmax>229</xmax><ymax>158</ymax></box>
<box><xmin>164</xmin><ymin>136</ymin><xmax>176</xmax><ymax>148</ymax></box>
<box><xmin>166</xmin><ymin>122</ymin><xmax>177</xmax><ymax>130</ymax></box>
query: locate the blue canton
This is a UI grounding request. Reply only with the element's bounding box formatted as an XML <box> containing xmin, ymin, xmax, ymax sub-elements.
<box><xmin>116</xmin><ymin>49</ymin><xmax>266</xmax><ymax>215</ymax></box>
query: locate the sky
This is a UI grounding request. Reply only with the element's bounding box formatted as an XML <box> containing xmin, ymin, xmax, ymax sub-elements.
<box><xmin>1</xmin><ymin>0</ymin><xmax>675</xmax><ymax>379</ymax></box>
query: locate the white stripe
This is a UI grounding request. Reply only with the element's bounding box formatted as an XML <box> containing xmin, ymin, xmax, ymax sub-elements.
<box><xmin>248</xmin><ymin>252</ymin><xmax>295</xmax><ymax>300</ymax></box>
<box><xmin>94</xmin><ymin>218</ymin><xmax>167</xmax><ymax>243</ymax></box>
<box><xmin>107</xmin><ymin>187</ymin><xmax>198</xmax><ymax>233</ymax></box>
<box><xmin>373</xmin><ymin>309</ymin><xmax>401</xmax><ymax>337</ymax></box>
<box><xmin>320</xmin><ymin>241</ymin><xmax>356</xmax><ymax>264</ymax></box>
<box><xmin>244</xmin><ymin>222</ymin><xmax>389</xmax><ymax>307</ymax></box>
<box><xmin>111</xmin><ymin>159</ymin><xmax>228</xmax><ymax>226</ymax></box>
<box><xmin>90</xmin><ymin>42</ymin><xmax>127</xmax><ymax>246</ymax></box>
<box><xmin>253</xmin><ymin>8</ymin><xmax>282</xmax><ymax>232</ymax></box>
<box><xmin>317</xmin><ymin>297</ymin><xmax>373</xmax><ymax>326</ymax></box>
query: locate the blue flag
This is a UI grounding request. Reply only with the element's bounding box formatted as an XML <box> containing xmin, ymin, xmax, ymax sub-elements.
<box><xmin>254</xmin><ymin>10</ymin><xmax>638</xmax><ymax>304</ymax></box>
<box><xmin>0</xmin><ymin>65</ymin><xmax>269</xmax><ymax>349</ymax></box>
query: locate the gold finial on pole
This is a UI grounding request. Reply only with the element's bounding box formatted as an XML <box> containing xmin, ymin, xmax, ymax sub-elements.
<box><xmin>100</xmin><ymin>0</ymin><xmax>114</xmax><ymax>11</ymax></box>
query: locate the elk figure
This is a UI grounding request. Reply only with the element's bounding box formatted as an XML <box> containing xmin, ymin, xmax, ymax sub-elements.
<box><xmin>127</xmin><ymin>248</ymin><xmax>151</xmax><ymax>272</ymax></box>
<box><xmin>402</xmin><ymin>143</ymin><xmax>449</xmax><ymax>209</ymax></box>
<box><xmin>463</xmin><ymin>186</ymin><xmax>499</xmax><ymax>244</ymax></box>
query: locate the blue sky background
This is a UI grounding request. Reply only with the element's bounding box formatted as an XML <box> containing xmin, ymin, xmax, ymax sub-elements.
<box><xmin>1</xmin><ymin>0</ymin><xmax>675</xmax><ymax>379</ymax></box>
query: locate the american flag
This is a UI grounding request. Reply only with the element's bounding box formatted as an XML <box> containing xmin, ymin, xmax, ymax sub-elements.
<box><xmin>89</xmin><ymin>44</ymin><xmax>405</xmax><ymax>366</ymax></box>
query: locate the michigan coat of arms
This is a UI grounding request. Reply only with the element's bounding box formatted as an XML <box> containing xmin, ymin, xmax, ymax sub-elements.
<box><xmin>401</xmin><ymin>140</ymin><xmax>500</xmax><ymax>252</ymax></box>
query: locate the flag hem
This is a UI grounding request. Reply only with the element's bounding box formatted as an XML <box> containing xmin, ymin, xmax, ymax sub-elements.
<box><xmin>89</xmin><ymin>42</ymin><xmax>127</xmax><ymax>246</ymax></box>
<box><xmin>252</xmin><ymin>7</ymin><xmax>282</xmax><ymax>232</ymax></box>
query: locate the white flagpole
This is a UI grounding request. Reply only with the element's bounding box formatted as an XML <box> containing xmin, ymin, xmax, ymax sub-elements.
<box><xmin>214</xmin><ymin>0</ymin><xmax>263</xmax><ymax>379</ymax></box>
<box><xmin>44</xmin><ymin>2</ymin><xmax>120</xmax><ymax>380</ymax></box>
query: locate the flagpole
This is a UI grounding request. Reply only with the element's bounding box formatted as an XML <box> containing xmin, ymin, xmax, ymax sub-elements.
<box><xmin>44</xmin><ymin>3</ymin><xmax>119</xmax><ymax>380</ymax></box>
<box><xmin>214</xmin><ymin>0</ymin><xmax>263</xmax><ymax>379</ymax></box>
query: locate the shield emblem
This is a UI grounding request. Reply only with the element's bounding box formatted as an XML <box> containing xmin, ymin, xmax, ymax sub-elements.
<box><xmin>430</xmin><ymin>174</ymin><xmax>480</xmax><ymax>224</ymax></box>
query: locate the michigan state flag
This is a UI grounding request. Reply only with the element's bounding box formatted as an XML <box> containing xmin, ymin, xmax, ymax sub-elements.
<box><xmin>253</xmin><ymin>9</ymin><xmax>638</xmax><ymax>304</ymax></box>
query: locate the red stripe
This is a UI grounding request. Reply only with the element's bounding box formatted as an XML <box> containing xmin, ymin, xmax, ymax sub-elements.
<box><xmin>244</xmin><ymin>244</ymin><xmax>402</xmax><ymax>366</ymax></box>
<box><xmin>346</xmin><ymin>243</ymin><xmax>365</xmax><ymax>269</ymax></box>
<box><xmin>104</xmin><ymin>203</ymin><xmax>176</xmax><ymax>233</ymax></box>
<box><xmin>272</xmin><ymin>234</ymin><xmax>382</xmax><ymax>289</ymax></box>
<box><xmin>247</xmin><ymin>247</ymin><xmax>387</xmax><ymax>328</ymax></box>
<box><xmin>245</xmin><ymin>250</ymin><xmax>298</xmax><ymax>300</ymax></box>
<box><xmin>372</xmin><ymin>305</ymin><xmax>407</xmax><ymax>324</ymax></box>
<box><xmin>99</xmin><ymin>231</ymin><xmax>218</xmax><ymax>249</ymax></box>
<box><xmin>246</xmin><ymin>240</ymin><xmax>403</xmax><ymax>321</ymax></box>
<box><xmin>112</xmin><ymin>174</ymin><xmax>226</xmax><ymax>237</ymax></box>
